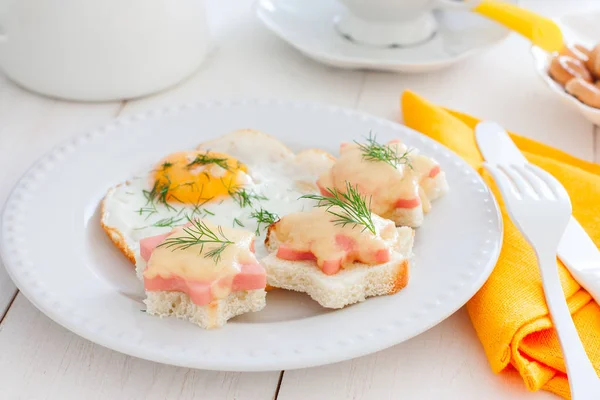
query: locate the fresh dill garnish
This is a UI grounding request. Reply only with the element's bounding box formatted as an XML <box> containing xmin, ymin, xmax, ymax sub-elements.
<box><xmin>250</xmin><ymin>208</ymin><xmax>279</xmax><ymax>235</ymax></box>
<box><xmin>221</xmin><ymin>178</ymin><xmax>268</xmax><ymax>208</ymax></box>
<box><xmin>232</xmin><ymin>188</ymin><xmax>268</xmax><ymax>208</ymax></box>
<box><xmin>134</xmin><ymin>211</ymin><xmax>187</xmax><ymax>230</ymax></box>
<box><xmin>172</xmin><ymin>181</ymin><xmax>199</xmax><ymax>192</ymax></box>
<box><xmin>233</xmin><ymin>218</ymin><xmax>245</xmax><ymax>228</ymax></box>
<box><xmin>158</xmin><ymin>218</ymin><xmax>234</xmax><ymax>263</ymax></box>
<box><xmin>152</xmin><ymin>216</ymin><xmax>185</xmax><ymax>228</ymax></box>
<box><xmin>300</xmin><ymin>181</ymin><xmax>376</xmax><ymax>235</ymax></box>
<box><xmin>189</xmin><ymin>202</ymin><xmax>204</xmax><ymax>217</ymax></box>
<box><xmin>143</xmin><ymin>177</ymin><xmax>177</xmax><ymax>212</ymax></box>
<box><xmin>187</xmin><ymin>152</ymin><xmax>230</xmax><ymax>170</ymax></box>
<box><xmin>185</xmin><ymin>184</ymin><xmax>214</xmax><ymax>216</ymax></box>
<box><xmin>137</xmin><ymin>205</ymin><xmax>158</xmax><ymax>219</ymax></box>
<box><xmin>355</xmin><ymin>132</ymin><xmax>412</xmax><ymax>169</ymax></box>
<box><xmin>161</xmin><ymin>162</ymin><xmax>173</xmax><ymax>170</ymax></box>
<box><xmin>184</xmin><ymin>198</ymin><xmax>215</xmax><ymax>221</ymax></box>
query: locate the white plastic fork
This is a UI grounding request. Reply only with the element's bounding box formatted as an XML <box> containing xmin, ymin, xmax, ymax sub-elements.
<box><xmin>484</xmin><ymin>162</ymin><xmax>600</xmax><ymax>399</ymax></box>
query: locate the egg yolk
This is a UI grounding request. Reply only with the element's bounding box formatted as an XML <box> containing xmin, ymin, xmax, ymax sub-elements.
<box><xmin>152</xmin><ymin>151</ymin><xmax>248</xmax><ymax>204</ymax></box>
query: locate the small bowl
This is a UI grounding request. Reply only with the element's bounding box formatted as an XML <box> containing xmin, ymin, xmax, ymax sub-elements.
<box><xmin>531</xmin><ymin>11</ymin><xmax>600</xmax><ymax>125</ymax></box>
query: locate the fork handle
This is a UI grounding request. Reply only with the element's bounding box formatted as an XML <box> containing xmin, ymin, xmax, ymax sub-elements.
<box><xmin>538</xmin><ymin>252</ymin><xmax>600</xmax><ymax>398</ymax></box>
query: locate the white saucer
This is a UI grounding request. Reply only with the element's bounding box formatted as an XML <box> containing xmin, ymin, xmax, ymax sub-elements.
<box><xmin>255</xmin><ymin>0</ymin><xmax>511</xmax><ymax>73</ymax></box>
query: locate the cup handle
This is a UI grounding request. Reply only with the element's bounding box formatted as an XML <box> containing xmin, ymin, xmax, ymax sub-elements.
<box><xmin>436</xmin><ymin>0</ymin><xmax>481</xmax><ymax>9</ymax></box>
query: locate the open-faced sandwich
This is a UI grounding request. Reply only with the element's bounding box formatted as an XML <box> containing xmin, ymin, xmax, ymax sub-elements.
<box><xmin>139</xmin><ymin>219</ymin><xmax>266</xmax><ymax>329</ymax></box>
<box><xmin>317</xmin><ymin>134</ymin><xmax>448</xmax><ymax>227</ymax></box>
<box><xmin>263</xmin><ymin>183</ymin><xmax>414</xmax><ymax>308</ymax></box>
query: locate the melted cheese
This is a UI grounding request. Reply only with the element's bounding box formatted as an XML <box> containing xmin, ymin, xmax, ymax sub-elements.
<box><xmin>144</xmin><ymin>222</ymin><xmax>256</xmax><ymax>284</ymax></box>
<box><xmin>274</xmin><ymin>207</ymin><xmax>399</xmax><ymax>269</ymax></box>
<box><xmin>317</xmin><ymin>141</ymin><xmax>439</xmax><ymax>217</ymax></box>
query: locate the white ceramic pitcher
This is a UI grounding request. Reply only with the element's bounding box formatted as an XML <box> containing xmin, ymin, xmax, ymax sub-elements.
<box><xmin>0</xmin><ymin>0</ymin><xmax>210</xmax><ymax>101</ymax></box>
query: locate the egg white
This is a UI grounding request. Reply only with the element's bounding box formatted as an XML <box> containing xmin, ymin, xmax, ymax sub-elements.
<box><xmin>101</xmin><ymin>130</ymin><xmax>334</xmax><ymax>278</ymax></box>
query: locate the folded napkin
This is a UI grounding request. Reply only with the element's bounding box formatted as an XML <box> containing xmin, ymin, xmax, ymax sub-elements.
<box><xmin>400</xmin><ymin>91</ymin><xmax>600</xmax><ymax>399</ymax></box>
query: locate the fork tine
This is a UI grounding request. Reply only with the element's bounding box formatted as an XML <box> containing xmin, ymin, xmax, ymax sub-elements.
<box><xmin>523</xmin><ymin>164</ymin><xmax>570</xmax><ymax>202</ymax></box>
<box><xmin>483</xmin><ymin>163</ymin><xmax>517</xmax><ymax>198</ymax></box>
<box><xmin>498</xmin><ymin>165</ymin><xmax>534</xmax><ymax>196</ymax></box>
<box><xmin>515</xmin><ymin>165</ymin><xmax>552</xmax><ymax>199</ymax></box>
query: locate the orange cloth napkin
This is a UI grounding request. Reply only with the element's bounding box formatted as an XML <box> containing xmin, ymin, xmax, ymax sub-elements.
<box><xmin>401</xmin><ymin>90</ymin><xmax>600</xmax><ymax>399</ymax></box>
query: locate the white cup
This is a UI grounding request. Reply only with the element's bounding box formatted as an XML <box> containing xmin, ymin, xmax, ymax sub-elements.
<box><xmin>0</xmin><ymin>0</ymin><xmax>210</xmax><ymax>101</ymax></box>
<box><xmin>336</xmin><ymin>0</ymin><xmax>481</xmax><ymax>47</ymax></box>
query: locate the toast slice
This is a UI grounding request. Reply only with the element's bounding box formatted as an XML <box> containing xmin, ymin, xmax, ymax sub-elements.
<box><xmin>140</xmin><ymin>221</ymin><xmax>267</xmax><ymax>329</ymax></box>
<box><xmin>262</xmin><ymin>224</ymin><xmax>414</xmax><ymax>309</ymax></box>
<box><xmin>144</xmin><ymin>289</ymin><xmax>266</xmax><ymax>329</ymax></box>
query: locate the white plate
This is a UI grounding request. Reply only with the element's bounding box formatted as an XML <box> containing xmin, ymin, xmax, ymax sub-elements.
<box><xmin>531</xmin><ymin>12</ymin><xmax>600</xmax><ymax>126</ymax></box>
<box><xmin>255</xmin><ymin>0</ymin><xmax>511</xmax><ymax>73</ymax></box>
<box><xmin>0</xmin><ymin>100</ymin><xmax>502</xmax><ymax>371</ymax></box>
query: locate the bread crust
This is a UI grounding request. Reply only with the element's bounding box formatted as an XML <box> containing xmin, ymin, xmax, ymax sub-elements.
<box><xmin>390</xmin><ymin>258</ymin><xmax>409</xmax><ymax>294</ymax></box>
<box><xmin>264</xmin><ymin>222</ymin><xmax>278</xmax><ymax>251</ymax></box>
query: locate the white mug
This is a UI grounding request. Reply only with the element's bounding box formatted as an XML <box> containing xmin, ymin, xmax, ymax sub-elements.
<box><xmin>0</xmin><ymin>0</ymin><xmax>210</xmax><ymax>101</ymax></box>
<box><xmin>336</xmin><ymin>0</ymin><xmax>481</xmax><ymax>47</ymax></box>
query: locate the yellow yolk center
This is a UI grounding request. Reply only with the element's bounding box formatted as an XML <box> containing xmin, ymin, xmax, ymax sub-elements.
<box><xmin>152</xmin><ymin>151</ymin><xmax>248</xmax><ymax>204</ymax></box>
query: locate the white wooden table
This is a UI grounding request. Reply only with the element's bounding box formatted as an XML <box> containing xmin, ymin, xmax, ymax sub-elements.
<box><xmin>0</xmin><ymin>1</ymin><xmax>595</xmax><ymax>399</ymax></box>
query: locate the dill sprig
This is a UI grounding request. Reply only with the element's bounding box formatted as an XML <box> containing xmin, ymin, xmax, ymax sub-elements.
<box><xmin>219</xmin><ymin>176</ymin><xmax>268</xmax><ymax>209</ymax></box>
<box><xmin>188</xmin><ymin>196</ymin><xmax>214</xmax><ymax>216</ymax></box>
<box><xmin>134</xmin><ymin>215</ymin><xmax>187</xmax><ymax>230</ymax></box>
<box><xmin>152</xmin><ymin>216</ymin><xmax>185</xmax><ymax>228</ymax></box>
<box><xmin>172</xmin><ymin>181</ymin><xmax>199</xmax><ymax>192</ymax></box>
<box><xmin>300</xmin><ymin>181</ymin><xmax>376</xmax><ymax>235</ymax></box>
<box><xmin>222</xmin><ymin>178</ymin><xmax>268</xmax><ymax>208</ymax></box>
<box><xmin>158</xmin><ymin>218</ymin><xmax>234</xmax><ymax>263</ymax></box>
<box><xmin>250</xmin><ymin>208</ymin><xmax>279</xmax><ymax>235</ymax></box>
<box><xmin>142</xmin><ymin>177</ymin><xmax>177</xmax><ymax>212</ymax></box>
<box><xmin>355</xmin><ymin>132</ymin><xmax>412</xmax><ymax>169</ymax></box>
<box><xmin>161</xmin><ymin>162</ymin><xmax>173</xmax><ymax>170</ymax></box>
<box><xmin>187</xmin><ymin>152</ymin><xmax>230</xmax><ymax>170</ymax></box>
<box><xmin>233</xmin><ymin>218</ymin><xmax>245</xmax><ymax>228</ymax></box>
<box><xmin>137</xmin><ymin>205</ymin><xmax>158</xmax><ymax>219</ymax></box>
<box><xmin>181</xmin><ymin>207</ymin><xmax>214</xmax><ymax>224</ymax></box>
<box><xmin>232</xmin><ymin>188</ymin><xmax>268</xmax><ymax>208</ymax></box>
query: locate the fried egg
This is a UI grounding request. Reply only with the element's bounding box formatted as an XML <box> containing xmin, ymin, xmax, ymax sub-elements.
<box><xmin>101</xmin><ymin>130</ymin><xmax>335</xmax><ymax>278</ymax></box>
